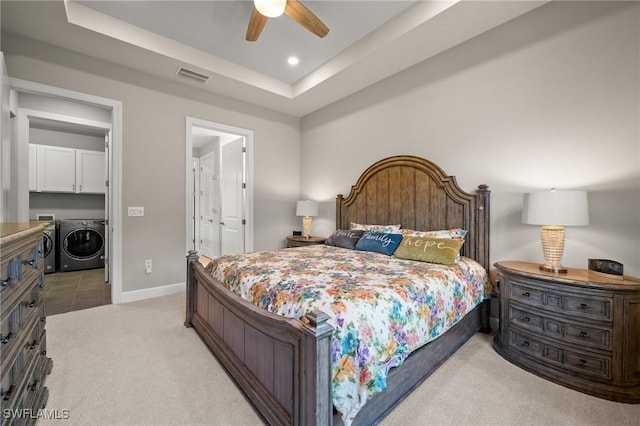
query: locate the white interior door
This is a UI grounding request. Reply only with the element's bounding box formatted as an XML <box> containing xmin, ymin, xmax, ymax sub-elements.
<box><xmin>199</xmin><ymin>151</ymin><xmax>218</xmax><ymax>258</ymax></box>
<box><xmin>220</xmin><ymin>137</ymin><xmax>245</xmax><ymax>255</ymax></box>
<box><xmin>103</xmin><ymin>131</ymin><xmax>110</xmax><ymax>283</ymax></box>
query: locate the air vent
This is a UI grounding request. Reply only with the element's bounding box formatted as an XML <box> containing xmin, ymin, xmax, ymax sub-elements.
<box><xmin>176</xmin><ymin>67</ymin><xmax>210</xmax><ymax>83</ymax></box>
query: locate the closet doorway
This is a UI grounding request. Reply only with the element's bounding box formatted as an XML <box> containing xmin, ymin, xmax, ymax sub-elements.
<box><xmin>185</xmin><ymin>117</ymin><xmax>254</xmax><ymax>259</ymax></box>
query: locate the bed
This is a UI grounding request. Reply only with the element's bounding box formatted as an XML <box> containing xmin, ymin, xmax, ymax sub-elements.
<box><xmin>184</xmin><ymin>155</ymin><xmax>491</xmax><ymax>425</ymax></box>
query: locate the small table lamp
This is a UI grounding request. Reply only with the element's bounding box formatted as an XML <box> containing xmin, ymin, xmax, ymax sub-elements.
<box><xmin>523</xmin><ymin>189</ymin><xmax>589</xmax><ymax>273</ymax></box>
<box><xmin>296</xmin><ymin>200</ymin><xmax>318</xmax><ymax>239</ymax></box>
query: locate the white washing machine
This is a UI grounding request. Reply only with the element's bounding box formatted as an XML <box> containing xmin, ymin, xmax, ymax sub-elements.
<box><xmin>58</xmin><ymin>219</ymin><xmax>105</xmax><ymax>272</ymax></box>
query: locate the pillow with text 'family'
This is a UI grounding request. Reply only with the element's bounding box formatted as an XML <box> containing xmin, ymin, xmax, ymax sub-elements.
<box><xmin>354</xmin><ymin>231</ymin><xmax>403</xmax><ymax>256</ymax></box>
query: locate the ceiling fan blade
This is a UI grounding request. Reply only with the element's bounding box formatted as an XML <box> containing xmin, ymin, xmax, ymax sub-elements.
<box><xmin>246</xmin><ymin>7</ymin><xmax>268</xmax><ymax>41</ymax></box>
<box><xmin>284</xmin><ymin>0</ymin><xmax>329</xmax><ymax>38</ymax></box>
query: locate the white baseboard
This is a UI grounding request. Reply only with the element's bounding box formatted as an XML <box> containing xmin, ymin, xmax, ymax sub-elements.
<box><xmin>117</xmin><ymin>282</ymin><xmax>185</xmax><ymax>304</ymax></box>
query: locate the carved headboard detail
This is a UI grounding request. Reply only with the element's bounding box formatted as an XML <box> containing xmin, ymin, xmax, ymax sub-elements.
<box><xmin>335</xmin><ymin>155</ymin><xmax>490</xmax><ymax>271</ymax></box>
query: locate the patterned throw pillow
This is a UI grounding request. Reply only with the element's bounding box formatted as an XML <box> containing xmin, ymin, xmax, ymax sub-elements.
<box><xmin>394</xmin><ymin>237</ymin><xmax>464</xmax><ymax>265</ymax></box>
<box><xmin>350</xmin><ymin>222</ymin><xmax>401</xmax><ymax>234</ymax></box>
<box><xmin>400</xmin><ymin>228</ymin><xmax>468</xmax><ymax>240</ymax></box>
<box><xmin>325</xmin><ymin>229</ymin><xmax>365</xmax><ymax>250</ymax></box>
<box><xmin>354</xmin><ymin>231</ymin><xmax>403</xmax><ymax>256</ymax></box>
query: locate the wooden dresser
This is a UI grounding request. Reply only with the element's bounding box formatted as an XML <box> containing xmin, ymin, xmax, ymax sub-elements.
<box><xmin>493</xmin><ymin>261</ymin><xmax>640</xmax><ymax>403</ymax></box>
<box><xmin>1</xmin><ymin>222</ymin><xmax>53</xmax><ymax>424</ymax></box>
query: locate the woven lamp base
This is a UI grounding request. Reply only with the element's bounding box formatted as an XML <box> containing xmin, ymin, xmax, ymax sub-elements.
<box><xmin>540</xmin><ymin>225</ymin><xmax>567</xmax><ymax>273</ymax></box>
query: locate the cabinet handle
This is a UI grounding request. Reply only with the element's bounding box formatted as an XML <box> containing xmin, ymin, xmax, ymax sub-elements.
<box><xmin>0</xmin><ymin>332</ymin><xmax>14</xmax><ymax>344</ymax></box>
<box><xmin>521</xmin><ymin>341</ymin><xmax>530</xmax><ymax>347</ymax></box>
<box><xmin>27</xmin><ymin>380</ymin><xmax>38</xmax><ymax>392</ymax></box>
<box><xmin>522</xmin><ymin>317</ymin><xmax>530</xmax><ymax>322</ymax></box>
<box><xmin>25</xmin><ymin>300</ymin><xmax>36</xmax><ymax>308</ymax></box>
<box><xmin>26</xmin><ymin>340</ymin><xmax>37</xmax><ymax>350</ymax></box>
<box><xmin>522</xmin><ymin>292</ymin><xmax>531</xmax><ymax>297</ymax></box>
<box><xmin>579</xmin><ymin>359</ymin><xmax>587</xmax><ymax>366</ymax></box>
<box><xmin>579</xmin><ymin>331</ymin><xmax>589</xmax><ymax>339</ymax></box>
<box><xmin>0</xmin><ymin>278</ymin><xmax>9</xmax><ymax>287</ymax></box>
<box><xmin>79</xmin><ymin>184</ymin><xmax>82</xmax><ymax>192</ymax></box>
<box><xmin>1</xmin><ymin>385</ymin><xmax>15</xmax><ymax>401</ymax></box>
<box><xmin>578</xmin><ymin>303</ymin><xmax>589</xmax><ymax>310</ymax></box>
<box><xmin>72</xmin><ymin>184</ymin><xmax>76</xmax><ymax>192</ymax></box>
<box><xmin>23</xmin><ymin>258</ymin><xmax>37</xmax><ymax>269</ymax></box>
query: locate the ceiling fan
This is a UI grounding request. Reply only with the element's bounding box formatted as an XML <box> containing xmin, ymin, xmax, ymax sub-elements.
<box><xmin>246</xmin><ymin>0</ymin><xmax>329</xmax><ymax>42</ymax></box>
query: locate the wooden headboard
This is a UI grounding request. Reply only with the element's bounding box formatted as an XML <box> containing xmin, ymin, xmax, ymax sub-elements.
<box><xmin>336</xmin><ymin>155</ymin><xmax>490</xmax><ymax>271</ymax></box>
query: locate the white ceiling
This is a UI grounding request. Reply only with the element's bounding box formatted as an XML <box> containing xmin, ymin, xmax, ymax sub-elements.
<box><xmin>1</xmin><ymin>0</ymin><xmax>547</xmax><ymax>117</ymax></box>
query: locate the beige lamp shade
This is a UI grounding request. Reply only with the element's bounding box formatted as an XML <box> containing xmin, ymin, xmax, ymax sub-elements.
<box><xmin>523</xmin><ymin>189</ymin><xmax>589</xmax><ymax>273</ymax></box>
<box><xmin>296</xmin><ymin>200</ymin><xmax>318</xmax><ymax>239</ymax></box>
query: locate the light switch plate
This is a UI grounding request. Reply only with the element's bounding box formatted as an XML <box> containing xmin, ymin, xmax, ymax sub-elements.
<box><xmin>128</xmin><ymin>207</ymin><xmax>144</xmax><ymax>217</ymax></box>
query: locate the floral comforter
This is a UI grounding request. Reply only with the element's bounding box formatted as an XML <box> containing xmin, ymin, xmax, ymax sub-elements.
<box><xmin>208</xmin><ymin>244</ymin><xmax>487</xmax><ymax>425</ymax></box>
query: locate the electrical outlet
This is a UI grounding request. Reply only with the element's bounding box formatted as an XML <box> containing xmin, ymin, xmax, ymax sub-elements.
<box><xmin>128</xmin><ymin>207</ymin><xmax>144</xmax><ymax>217</ymax></box>
<box><xmin>144</xmin><ymin>259</ymin><xmax>152</xmax><ymax>274</ymax></box>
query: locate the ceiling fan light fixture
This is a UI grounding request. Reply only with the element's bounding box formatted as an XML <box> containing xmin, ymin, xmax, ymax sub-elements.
<box><xmin>254</xmin><ymin>0</ymin><xmax>287</xmax><ymax>18</ymax></box>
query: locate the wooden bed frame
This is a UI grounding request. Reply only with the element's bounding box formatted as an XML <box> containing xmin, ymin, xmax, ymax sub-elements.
<box><xmin>184</xmin><ymin>155</ymin><xmax>490</xmax><ymax>425</ymax></box>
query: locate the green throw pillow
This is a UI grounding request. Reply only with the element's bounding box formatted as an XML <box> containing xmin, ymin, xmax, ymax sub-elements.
<box><xmin>394</xmin><ymin>236</ymin><xmax>464</xmax><ymax>265</ymax></box>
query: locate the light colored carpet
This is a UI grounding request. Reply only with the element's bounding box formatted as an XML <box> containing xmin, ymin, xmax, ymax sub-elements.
<box><xmin>39</xmin><ymin>292</ymin><xmax>640</xmax><ymax>426</ymax></box>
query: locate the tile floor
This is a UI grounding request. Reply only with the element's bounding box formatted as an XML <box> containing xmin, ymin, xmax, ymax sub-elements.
<box><xmin>43</xmin><ymin>268</ymin><xmax>111</xmax><ymax>316</ymax></box>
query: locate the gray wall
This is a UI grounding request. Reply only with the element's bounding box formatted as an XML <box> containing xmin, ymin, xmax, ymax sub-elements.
<box><xmin>3</xmin><ymin>35</ymin><xmax>301</xmax><ymax>293</ymax></box>
<box><xmin>301</xmin><ymin>1</ymin><xmax>640</xmax><ymax>277</ymax></box>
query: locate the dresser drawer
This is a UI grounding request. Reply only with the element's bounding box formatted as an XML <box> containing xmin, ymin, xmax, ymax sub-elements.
<box><xmin>510</xmin><ymin>305</ymin><xmax>612</xmax><ymax>351</ymax></box>
<box><xmin>509</xmin><ymin>278</ymin><xmax>612</xmax><ymax>322</ymax></box>
<box><xmin>510</xmin><ymin>330</ymin><xmax>612</xmax><ymax>381</ymax></box>
<box><xmin>1</xmin><ymin>240</ymin><xmax>44</xmax><ymax>315</ymax></box>
<box><xmin>1</xmin><ymin>280</ymin><xmax>45</xmax><ymax>375</ymax></box>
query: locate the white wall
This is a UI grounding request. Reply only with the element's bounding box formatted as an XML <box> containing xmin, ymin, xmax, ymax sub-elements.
<box><xmin>301</xmin><ymin>2</ymin><xmax>640</xmax><ymax>277</ymax></box>
<box><xmin>3</xmin><ymin>34</ymin><xmax>301</xmax><ymax>293</ymax></box>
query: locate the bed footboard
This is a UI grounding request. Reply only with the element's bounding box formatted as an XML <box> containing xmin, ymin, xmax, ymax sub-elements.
<box><xmin>184</xmin><ymin>250</ymin><xmax>334</xmax><ymax>426</ymax></box>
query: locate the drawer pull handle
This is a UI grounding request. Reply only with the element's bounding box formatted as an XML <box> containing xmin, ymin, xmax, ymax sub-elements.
<box><xmin>522</xmin><ymin>292</ymin><xmax>531</xmax><ymax>297</ymax></box>
<box><xmin>579</xmin><ymin>359</ymin><xmax>587</xmax><ymax>366</ymax></box>
<box><xmin>521</xmin><ymin>341</ymin><xmax>530</xmax><ymax>347</ymax></box>
<box><xmin>579</xmin><ymin>331</ymin><xmax>589</xmax><ymax>339</ymax></box>
<box><xmin>41</xmin><ymin>317</ymin><xmax>46</xmax><ymax>323</ymax></box>
<box><xmin>1</xmin><ymin>385</ymin><xmax>15</xmax><ymax>401</ymax></box>
<box><xmin>0</xmin><ymin>278</ymin><xmax>9</xmax><ymax>287</ymax></box>
<box><xmin>579</xmin><ymin>303</ymin><xmax>590</xmax><ymax>310</ymax></box>
<box><xmin>25</xmin><ymin>300</ymin><xmax>36</xmax><ymax>308</ymax></box>
<box><xmin>27</xmin><ymin>380</ymin><xmax>38</xmax><ymax>392</ymax></box>
<box><xmin>1</xmin><ymin>332</ymin><xmax>14</xmax><ymax>344</ymax></box>
<box><xmin>41</xmin><ymin>350</ymin><xmax>47</xmax><ymax>356</ymax></box>
<box><xmin>23</xmin><ymin>258</ymin><xmax>36</xmax><ymax>268</ymax></box>
<box><xmin>27</xmin><ymin>340</ymin><xmax>37</xmax><ymax>350</ymax></box>
<box><xmin>522</xmin><ymin>317</ymin><xmax>530</xmax><ymax>322</ymax></box>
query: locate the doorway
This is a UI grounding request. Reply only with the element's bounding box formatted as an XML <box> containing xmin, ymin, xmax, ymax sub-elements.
<box><xmin>185</xmin><ymin>117</ymin><xmax>254</xmax><ymax>259</ymax></box>
<box><xmin>9</xmin><ymin>77</ymin><xmax>123</xmax><ymax>304</ymax></box>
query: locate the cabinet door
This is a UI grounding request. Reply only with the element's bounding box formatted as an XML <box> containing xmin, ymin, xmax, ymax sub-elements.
<box><xmin>29</xmin><ymin>144</ymin><xmax>37</xmax><ymax>192</ymax></box>
<box><xmin>36</xmin><ymin>145</ymin><xmax>75</xmax><ymax>193</ymax></box>
<box><xmin>76</xmin><ymin>149</ymin><xmax>105</xmax><ymax>194</ymax></box>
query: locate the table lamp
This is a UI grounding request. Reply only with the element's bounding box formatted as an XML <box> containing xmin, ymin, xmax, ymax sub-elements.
<box><xmin>522</xmin><ymin>189</ymin><xmax>589</xmax><ymax>273</ymax></box>
<box><xmin>296</xmin><ymin>200</ymin><xmax>318</xmax><ymax>239</ymax></box>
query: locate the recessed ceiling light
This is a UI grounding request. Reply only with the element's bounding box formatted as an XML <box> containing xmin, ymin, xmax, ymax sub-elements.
<box><xmin>287</xmin><ymin>56</ymin><xmax>300</xmax><ymax>66</ymax></box>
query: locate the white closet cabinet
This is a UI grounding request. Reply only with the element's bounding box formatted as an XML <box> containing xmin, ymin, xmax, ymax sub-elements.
<box><xmin>31</xmin><ymin>144</ymin><xmax>105</xmax><ymax>194</ymax></box>
<box><xmin>76</xmin><ymin>149</ymin><xmax>106</xmax><ymax>194</ymax></box>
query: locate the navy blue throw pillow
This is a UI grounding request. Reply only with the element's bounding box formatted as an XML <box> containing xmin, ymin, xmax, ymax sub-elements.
<box><xmin>355</xmin><ymin>231</ymin><xmax>403</xmax><ymax>256</ymax></box>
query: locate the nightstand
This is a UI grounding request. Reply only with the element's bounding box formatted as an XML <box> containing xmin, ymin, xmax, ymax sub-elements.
<box><xmin>493</xmin><ymin>261</ymin><xmax>640</xmax><ymax>403</ymax></box>
<box><xmin>286</xmin><ymin>236</ymin><xmax>326</xmax><ymax>248</ymax></box>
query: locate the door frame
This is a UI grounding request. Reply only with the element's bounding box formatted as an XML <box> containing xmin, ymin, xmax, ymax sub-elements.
<box><xmin>10</xmin><ymin>77</ymin><xmax>124</xmax><ymax>303</ymax></box>
<box><xmin>185</xmin><ymin>117</ymin><xmax>254</xmax><ymax>258</ymax></box>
